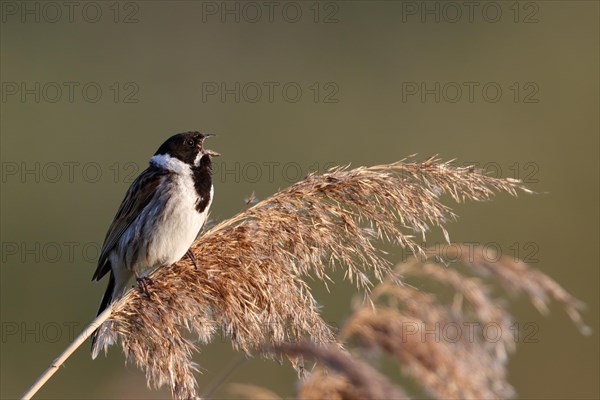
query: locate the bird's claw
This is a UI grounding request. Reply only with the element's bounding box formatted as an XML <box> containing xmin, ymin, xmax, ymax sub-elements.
<box><xmin>186</xmin><ymin>249</ymin><xmax>198</xmax><ymax>270</ymax></box>
<box><xmin>135</xmin><ymin>275</ymin><xmax>153</xmax><ymax>297</ymax></box>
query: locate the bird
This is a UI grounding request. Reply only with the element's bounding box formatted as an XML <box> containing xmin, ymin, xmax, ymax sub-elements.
<box><xmin>90</xmin><ymin>131</ymin><xmax>219</xmax><ymax>356</ymax></box>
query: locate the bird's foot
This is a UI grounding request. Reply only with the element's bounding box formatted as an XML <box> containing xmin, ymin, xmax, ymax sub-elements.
<box><xmin>186</xmin><ymin>249</ymin><xmax>198</xmax><ymax>270</ymax></box>
<box><xmin>134</xmin><ymin>274</ymin><xmax>153</xmax><ymax>297</ymax></box>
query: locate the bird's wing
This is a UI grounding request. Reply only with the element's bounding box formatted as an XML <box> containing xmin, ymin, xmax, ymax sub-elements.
<box><xmin>92</xmin><ymin>166</ymin><xmax>170</xmax><ymax>281</ymax></box>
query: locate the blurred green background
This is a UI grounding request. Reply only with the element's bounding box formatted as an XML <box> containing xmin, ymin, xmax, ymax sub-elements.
<box><xmin>1</xmin><ymin>1</ymin><xmax>598</xmax><ymax>399</ymax></box>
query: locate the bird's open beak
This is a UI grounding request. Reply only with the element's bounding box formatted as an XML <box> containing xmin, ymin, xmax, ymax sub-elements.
<box><xmin>200</xmin><ymin>133</ymin><xmax>220</xmax><ymax>156</ymax></box>
<box><xmin>203</xmin><ymin>149</ymin><xmax>221</xmax><ymax>157</ymax></box>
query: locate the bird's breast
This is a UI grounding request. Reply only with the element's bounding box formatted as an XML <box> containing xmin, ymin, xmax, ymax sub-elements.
<box><xmin>126</xmin><ymin>172</ymin><xmax>212</xmax><ymax>272</ymax></box>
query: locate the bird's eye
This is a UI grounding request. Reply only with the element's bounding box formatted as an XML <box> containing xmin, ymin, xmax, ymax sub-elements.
<box><xmin>186</xmin><ymin>139</ymin><xmax>195</xmax><ymax>147</ymax></box>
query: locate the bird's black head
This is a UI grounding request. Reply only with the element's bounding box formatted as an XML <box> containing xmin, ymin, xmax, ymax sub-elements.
<box><xmin>154</xmin><ymin>131</ymin><xmax>219</xmax><ymax>166</ymax></box>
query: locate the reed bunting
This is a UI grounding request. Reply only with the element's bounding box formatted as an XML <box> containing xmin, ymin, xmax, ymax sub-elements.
<box><xmin>90</xmin><ymin>131</ymin><xmax>219</xmax><ymax>356</ymax></box>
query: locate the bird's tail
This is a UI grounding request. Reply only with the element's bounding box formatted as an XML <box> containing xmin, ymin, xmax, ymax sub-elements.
<box><xmin>91</xmin><ymin>272</ymin><xmax>115</xmax><ymax>357</ymax></box>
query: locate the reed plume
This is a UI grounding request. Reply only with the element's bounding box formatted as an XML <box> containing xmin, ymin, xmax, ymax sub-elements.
<box><xmin>274</xmin><ymin>244</ymin><xmax>589</xmax><ymax>399</ymax></box>
<box><xmin>89</xmin><ymin>157</ymin><xmax>534</xmax><ymax>399</ymax></box>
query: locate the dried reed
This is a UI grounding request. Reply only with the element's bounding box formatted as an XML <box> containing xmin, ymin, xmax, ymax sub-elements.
<box><xmin>277</xmin><ymin>245</ymin><xmax>588</xmax><ymax>399</ymax></box>
<box><xmin>0</xmin><ymin>156</ymin><xmax>526</xmax><ymax>400</ymax></box>
<box><xmin>85</xmin><ymin>157</ymin><xmax>534</xmax><ymax>399</ymax></box>
<box><xmin>278</xmin><ymin>342</ymin><xmax>409</xmax><ymax>400</ymax></box>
